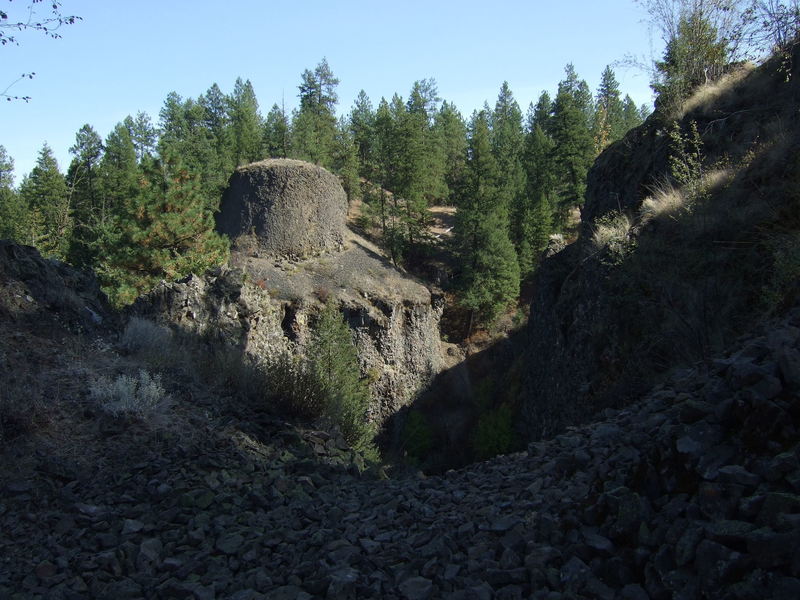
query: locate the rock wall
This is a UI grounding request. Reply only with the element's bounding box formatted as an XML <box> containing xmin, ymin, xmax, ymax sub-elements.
<box><xmin>131</xmin><ymin>266</ymin><xmax>444</xmax><ymax>423</ymax></box>
<box><xmin>519</xmin><ymin>46</ymin><xmax>800</xmax><ymax>442</ymax></box>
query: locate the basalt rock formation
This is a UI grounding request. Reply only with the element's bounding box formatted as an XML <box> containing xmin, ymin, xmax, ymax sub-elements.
<box><xmin>135</xmin><ymin>159</ymin><xmax>444</xmax><ymax>422</ymax></box>
<box><xmin>519</xmin><ymin>44</ymin><xmax>800</xmax><ymax>442</ymax></box>
<box><xmin>216</xmin><ymin>159</ymin><xmax>347</xmax><ymax>259</ymax></box>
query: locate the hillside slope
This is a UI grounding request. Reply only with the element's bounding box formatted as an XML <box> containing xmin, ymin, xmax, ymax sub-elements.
<box><xmin>1</xmin><ymin>240</ymin><xmax>800</xmax><ymax>598</ymax></box>
<box><xmin>520</xmin><ymin>44</ymin><xmax>800</xmax><ymax>441</ymax></box>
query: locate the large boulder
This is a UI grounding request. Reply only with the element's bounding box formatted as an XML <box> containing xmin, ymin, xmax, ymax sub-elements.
<box><xmin>216</xmin><ymin>159</ymin><xmax>346</xmax><ymax>259</ymax></box>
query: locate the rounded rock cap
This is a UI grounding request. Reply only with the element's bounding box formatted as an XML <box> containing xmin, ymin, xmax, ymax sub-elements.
<box><xmin>216</xmin><ymin>158</ymin><xmax>347</xmax><ymax>258</ymax></box>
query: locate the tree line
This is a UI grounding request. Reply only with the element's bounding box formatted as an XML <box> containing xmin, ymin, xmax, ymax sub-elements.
<box><xmin>0</xmin><ymin>59</ymin><xmax>647</xmax><ymax>313</ymax></box>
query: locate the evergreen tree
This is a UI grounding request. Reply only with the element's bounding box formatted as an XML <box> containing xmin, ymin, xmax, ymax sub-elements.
<box><xmin>623</xmin><ymin>95</ymin><xmax>646</xmax><ymax>132</ymax></box>
<box><xmin>308</xmin><ymin>299</ymin><xmax>374</xmax><ymax>455</ymax></box>
<box><xmin>125</xmin><ymin>111</ymin><xmax>158</xmax><ymax>163</ymax></box>
<box><xmin>65</xmin><ymin>124</ymin><xmax>104</xmax><ymax>266</ymax></box>
<box><xmin>372</xmin><ymin>97</ymin><xmax>403</xmax><ymax>262</ymax></box>
<box><xmin>291</xmin><ymin>58</ymin><xmax>340</xmax><ymax>167</ymax></box>
<box><xmin>652</xmin><ymin>9</ymin><xmax>728</xmax><ymax>111</ymax></box>
<box><xmin>433</xmin><ymin>101</ymin><xmax>467</xmax><ymax>205</ymax></box>
<box><xmin>98</xmin><ymin>157</ymin><xmax>229</xmax><ymax>306</ymax></box>
<box><xmin>455</xmin><ymin>111</ymin><xmax>520</xmax><ymax>327</ymax></box>
<box><xmin>99</xmin><ymin>122</ymin><xmax>139</xmax><ymax>230</ymax></box>
<box><xmin>531</xmin><ymin>91</ymin><xmax>553</xmax><ymax>133</ymax></box>
<box><xmin>18</xmin><ymin>143</ymin><xmax>71</xmax><ymax>258</ymax></box>
<box><xmin>349</xmin><ymin>90</ymin><xmax>376</xmax><ymax>179</ymax></box>
<box><xmin>199</xmin><ymin>83</ymin><xmax>235</xmax><ymax>176</ymax></box>
<box><xmin>550</xmin><ymin>65</ymin><xmax>594</xmax><ymax>221</ymax></box>
<box><xmin>331</xmin><ymin>117</ymin><xmax>361</xmax><ymax>203</ymax></box>
<box><xmin>593</xmin><ymin>66</ymin><xmax>626</xmax><ymax>152</ymax></box>
<box><xmin>262</xmin><ymin>103</ymin><xmax>290</xmax><ymax>158</ymax></box>
<box><xmin>228</xmin><ymin>77</ymin><xmax>262</xmax><ymax>166</ymax></box>
<box><xmin>0</xmin><ymin>146</ymin><xmax>27</xmax><ymax>242</ymax></box>
<box><xmin>490</xmin><ymin>82</ymin><xmax>528</xmax><ymax>267</ymax></box>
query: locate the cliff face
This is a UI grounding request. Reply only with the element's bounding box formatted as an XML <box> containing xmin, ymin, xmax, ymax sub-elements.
<box><xmin>134</xmin><ymin>160</ymin><xmax>444</xmax><ymax>423</ymax></box>
<box><xmin>520</xmin><ymin>47</ymin><xmax>800</xmax><ymax>441</ymax></box>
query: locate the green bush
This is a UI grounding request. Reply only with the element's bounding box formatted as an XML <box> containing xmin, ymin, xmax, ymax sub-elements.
<box><xmin>473</xmin><ymin>404</ymin><xmax>515</xmax><ymax>461</ymax></box>
<box><xmin>402</xmin><ymin>410</ymin><xmax>434</xmax><ymax>462</ymax></box>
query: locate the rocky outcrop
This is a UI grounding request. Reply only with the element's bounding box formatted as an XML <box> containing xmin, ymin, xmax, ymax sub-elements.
<box><xmin>132</xmin><ymin>242</ymin><xmax>444</xmax><ymax>422</ymax></box>
<box><xmin>216</xmin><ymin>159</ymin><xmax>347</xmax><ymax>259</ymax></box>
<box><xmin>188</xmin><ymin>158</ymin><xmax>445</xmax><ymax>421</ymax></box>
<box><xmin>0</xmin><ymin>240</ymin><xmax>114</xmax><ymax>331</ymax></box>
<box><xmin>519</xmin><ymin>45</ymin><xmax>800</xmax><ymax>442</ymax></box>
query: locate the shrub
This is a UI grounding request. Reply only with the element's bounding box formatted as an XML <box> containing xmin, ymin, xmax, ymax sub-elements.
<box><xmin>307</xmin><ymin>300</ymin><xmax>377</xmax><ymax>460</ymax></box>
<box><xmin>473</xmin><ymin>404</ymin><xmax>515</xmax><ymax>461</ymax></box>
<box><xmin>592</xmin><ymin>211</ymin><xmax>636</xmax><ymax>265</ymax></box>
<box><xmin>89</xmin><ymin>369</ymin><xmax>166</xmax><ymax>418</ymax></box>
<box><xmin>402</xmin><ymin>410</ymin><xmax>434</xmax><ymax>461</ymax></box>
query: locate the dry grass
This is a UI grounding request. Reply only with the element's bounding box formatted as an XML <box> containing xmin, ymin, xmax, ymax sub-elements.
<box><xmin>592</xmin><ymin>211</ymin><xmax>633</xmax><ymax>252</ymax></box>
<box><xmin>677</xmin><ymin>63</ymin><xmax>757</xmax><ymax>119</ymax></box>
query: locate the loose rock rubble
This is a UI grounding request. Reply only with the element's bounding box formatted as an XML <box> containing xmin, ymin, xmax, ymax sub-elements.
<box><xmin>2</xmin><ymin>304</ymin><xmax>799</xmax><ymax>598</ymax></box>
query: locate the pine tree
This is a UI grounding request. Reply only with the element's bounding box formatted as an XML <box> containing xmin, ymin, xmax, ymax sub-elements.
<box><xmin>65</xmin><ymin>124</ymin><xmax>104</xmax><ymax>266</ymax></box>
<box><xmin>593</xmin><ymin>66</ymin><xmax>626</xmax><ymax>152</ymax></box>
<box><xmin>228</xmin><ymin>77</ymin><xmax>263</xmax><ymax>166</ymax></box>
<box><xmin>99</xmin><ymin>122</ymin><xmax>139</xmax><ymax>229</ymax></box>
<box><xmin>623</xmin><ymin>95</ymin><xmax>647</xmax><ymax>131</ymax></box>
<box><xmin>652</xmin><ymin>10</ymin><xmax>728</xmax><ymax>112</ymax></box>
<box><xmin>491</xmin><ymin>82</ymin><xmax>528</xmax><ymax>269</ymax></box>
<box><xmin>199</xmin><ymin>83</ymin><xmax>235</xmax><ymax>178</ymax></box>
<box><xmin>18</xmin><ymin>143</ymin><xmax>71</xmax><ymax>258</ymax></box>
<box><xmin>372</xmin><ymin>97</ymin><xmax>403</xmax><ymax>262</ymax></box>
<box><xmin>433</xmin><ymin>101</ymin><xmax>467</xmax><ymax>205</ymax></box>
<box><xmin>0</xmin><ymin>146</ymin><xmax>27</xmax><ymax>242</ymax></box>
<box><xmin>98</xmin><ymin>157</ymin><xmax>229</xmax><ymax>306</ymax></box>
<box><xmin>308</xmin><ymin>299</ymin><xmax>374</xmax><ymax>455</ymax></box>
<box><xmin>331</xmin><ymin>117</ymin><xmax>361</xmax><ymax>203</ymax></box>
<box><xmin>262</xmin><ymin>103</ymin><xmax>290</xmax><ymax>158</ymax></box>
<box><xmin>291</xmin><ymin>58</ymin><xmax>340</xmax><ymax>167</ymax></box>
<box><xmin>455</xmin><ymin>111</ymin><xmax>520</xmax><ymax>327</ymax></box>
<box><xmin>550</xmin><ymin>65</ymin><xmax>594</xmax><ymax>222</ymax></box>
<box><xmin>125</xmin><ymin>111</ymin><xmax>158</xmax><ymax>163</ymax></box>
<box><xmin>349</xmin><ymin>90</ymin><xmax>376</xmax><ymax>180</ymax></box>
<box><xmin>532</xmin><ymin>91</ymin><xmax>553</xmax><ymax>133</ymax></box>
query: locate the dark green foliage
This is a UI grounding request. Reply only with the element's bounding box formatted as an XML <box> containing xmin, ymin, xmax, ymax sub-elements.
<box><xmin>291</xmin><ymin>58</ymin><xmax>340</xmax><ymax>168</ymax></box>
<box><xmin>125</xmin><ymin>111</ymin><xmax>158</xmax><ymax>163</ymax></box>
<box><xmin>308</xmin><ymin>300</ymin><xmax>376</xmax><ymax>457</ymax></box>
<box><xmin>97</xmin><ymin>158</ymin><xmax>229</xmax><ymax>306</ymax></box>
<box><xmin>550</xmin><ymin>65</ymin><xmax>595</xmax><ymax>220</ymax></box>
<box><xmin>18</xmin><ymin>144</ymin><xmax>70</xmax><ymax>258</ymax></box>
<box><xmin>262</xmin><ymin>103</ymin><xmax>290</xmax><ymax>159</ymax></box>
<box><xmin>0</xmin><ymin>146</ymin><xmax>27</xmax><ymax>242</ymax></box>
<box><xmin>349</xmin><ymin>90</ymin><xmax>376</xmax><ymax>179</ymax></box>
<box><xmin>593</xmin><ymin>66</ymin><xmax>627</xmax><ymax>151</ymax></box>
<box><xmin>65</xmin><ymin>124</ymin><xmax>104</xmax><ymax>266</ymax></box>
<box><xmin>228</xmin><ymin>78</ymin><xmax>263</xmax><ymax>166</ymax></box>
<box><xmin>652</xmin><ymin>10</ymin><xmax>729</xmax><ymax>112</ymax></box>
<box><xmin>331</xmin><ymin>117</ymin><xmax>361</xmax><ymax>203</ymax></box>
<box><xmin>402</xmin><ymin>410</ymin><xmax>434</xmax><ymax>463</ymax></box>
<box><xmin>455</xmin><ymin>111</ymin><xmax>520</xmax><ymax>325</ymax></box>
<box><xmin>434</xmin><ymin>101</ymin><xmax>467</xmax><ymax>205</ymax></box>
<box><xmin>473</xmin><ymin>404</ymin><xmax>514</xmax><ymax>460</ymax></box>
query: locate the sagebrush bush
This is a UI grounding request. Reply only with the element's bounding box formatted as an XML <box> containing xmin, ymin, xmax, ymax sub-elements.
<box><xmin>592</xmin><ymin>211</ymin><xmax>635</xmax><ymax>265</ymax></box>
<box><xmin>89</xmin><ymin>369</ymin><xmax>166</xmax><ymax>418</ymax></box>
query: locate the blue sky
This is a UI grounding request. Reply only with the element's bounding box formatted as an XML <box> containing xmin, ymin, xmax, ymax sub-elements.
<box><xmin>1</xmin><ymin>0</ymin><xmax>659</xmax><ymax>181</ymax></box>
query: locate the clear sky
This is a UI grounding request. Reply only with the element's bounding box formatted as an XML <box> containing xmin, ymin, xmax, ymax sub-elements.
<box><xmin>1</xmin><ymin>0</ymin><xmax>660</xmax><ymax>182</ymax></box>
